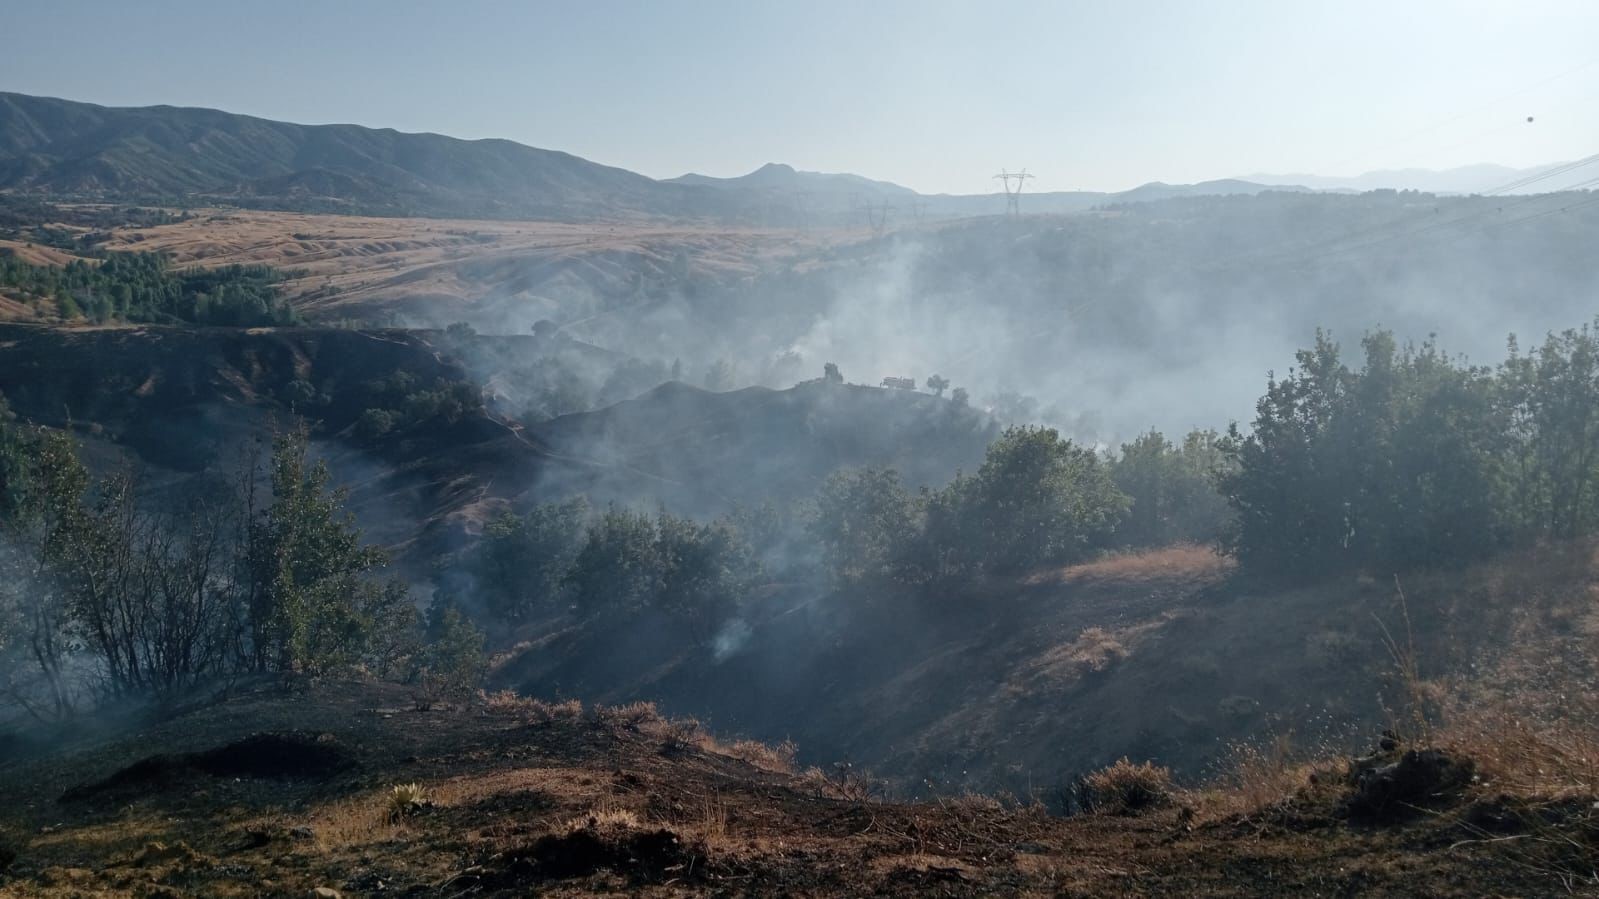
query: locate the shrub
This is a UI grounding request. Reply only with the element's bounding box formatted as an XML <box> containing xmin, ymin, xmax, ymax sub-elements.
<box><xmin>1077</xmin><ymin>758</ymin><xmax>1174</xmax><ymax>814</ymax></box>
<box><xmin>724</xmin><ymin>738</ymin><xmax>799</xmax><ymax>774</ymax></box>
<box><xmin>597</xmin><ymin>701</ymin><xmax>664</xmax><ymax>731</ymax></box>
<box><xmin>356</xmin><ymin>408</ymin><xmax>396</xmax><ymax>440</ymax></box>
<box><xmin>518</xmin><ymin>697</ymin><xmax>584</xmax><ymax>724</ymax></box>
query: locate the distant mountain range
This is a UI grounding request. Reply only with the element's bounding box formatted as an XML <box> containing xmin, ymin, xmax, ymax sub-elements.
<box><xmin>1241</xmin><ymin>162</ymin><xmax>1592</xmax><ymax>195</ymax></box>
<box><xmin>0</xmin><ymin>91</ymin><xmax>1579</xmax><ymax>224</ymax></box>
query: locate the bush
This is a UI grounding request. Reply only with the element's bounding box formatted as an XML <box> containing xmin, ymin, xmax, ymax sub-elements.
<box><xmin>356</xmin><ymin>408</ymin><xmax>396</xmax><ymax>440</ymax></box>
<box><xmin>1077</xmin><ymin>758</ymin><xmax>1174</xmax><ymax>814</ymax></box>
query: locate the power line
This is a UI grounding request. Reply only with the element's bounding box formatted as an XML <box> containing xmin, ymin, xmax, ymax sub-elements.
<box><xmin>993</xmin><ymin>169</ymin><xmax>1035</xmax><ymax>216</ymax></box>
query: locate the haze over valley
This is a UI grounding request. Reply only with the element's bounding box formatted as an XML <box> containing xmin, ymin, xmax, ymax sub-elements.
<box><xmin>2</xmin><ymin>4</ymin><xmax>1599</xmax><ymax>893</ymax></box>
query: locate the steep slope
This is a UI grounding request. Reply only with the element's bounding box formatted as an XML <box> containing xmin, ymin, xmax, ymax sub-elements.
<box><xmin>0</xmin><ymin>92</ymin><xmax>744</xmax><ymax>222</ymax></box>
<box><xmin>498</xmin><ymin>539</ymin><xmax>1599</xmax><ymax>799</ymax></box>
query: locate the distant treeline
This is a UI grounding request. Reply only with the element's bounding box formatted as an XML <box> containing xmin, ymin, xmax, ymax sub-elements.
<box><xmin>0</xmin><ymin>251</ymin><xmax>296</xmax><ymax>326</ymax></box>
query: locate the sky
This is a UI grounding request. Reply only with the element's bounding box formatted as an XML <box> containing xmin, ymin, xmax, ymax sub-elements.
<box><xmin>4</xmin><ymin>0</ymin><xmax>1598</xmax><ymax>194</ymax></box>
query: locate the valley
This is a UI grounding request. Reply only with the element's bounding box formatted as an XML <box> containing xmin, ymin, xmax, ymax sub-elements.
<box><xmin>1</xmin><ymin>82</ymin><xmax>1597</xmax><ymax>897</ymax></box>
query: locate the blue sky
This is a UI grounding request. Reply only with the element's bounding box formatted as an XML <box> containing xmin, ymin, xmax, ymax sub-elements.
<box><xmin>4</xmin><ymin>0</ymin><xmax>1597</xmax><ymax>193</ymax></box>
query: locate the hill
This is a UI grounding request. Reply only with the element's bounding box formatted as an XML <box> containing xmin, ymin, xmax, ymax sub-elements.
<box><xmin>0</xmin><ymin>92</ymin><xmax>748</xmax><ymax>222</ymax></box>
<box><xmin>670</xmin><ymin>161</ymin><xmax>918</xmax><ymax>198</ymax></box>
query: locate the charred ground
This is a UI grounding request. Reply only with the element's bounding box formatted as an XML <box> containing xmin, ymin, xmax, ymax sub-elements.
<box><xmin>0</xmin><ymin>677</ymin><xmax>1589</xmax><ymax>898</ymax></box>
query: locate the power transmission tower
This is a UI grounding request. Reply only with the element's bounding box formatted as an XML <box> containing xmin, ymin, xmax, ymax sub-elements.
<box><xmin>863</xmin><ymin>199</ymin><xmax>895</xmax><ymax>236</ymax></box>
<box><xmin>993</xmin><ymin>168</ymin><xmax>1035</xmax><ymax>216</ymax></box>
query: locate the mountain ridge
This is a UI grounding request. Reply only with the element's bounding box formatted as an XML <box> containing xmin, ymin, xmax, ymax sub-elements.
<box><xmin>4</xmin><ymin>91</ymin><xmax>1573</xmax><ymax>225</ymax></box>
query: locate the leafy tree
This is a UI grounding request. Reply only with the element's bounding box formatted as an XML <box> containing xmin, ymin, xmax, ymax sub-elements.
<box><xmin>1218</xmin><ymin>330</ymin><xmax>1509</xmax><ymax>577</ymax></box>
<box><xmin>416</xmin><ymin>601</ymin><xmax>487</xmax><ymax>702</ymax></box>
<box><xmin>0</xmin><ymin>394</ymin><xmax>31</xmax><ymax>519</ymax></box>
<box><xmin>473</xmin><ymin>498</ymin><xmax>589</xmax><ymax>621</ymax></box>
<box><xmin>925</xmin><ymin>374</ymin><xmax>950</xmax><ymax>397</ymax></box>
<box><xmin>655</xmin><ymin>513</ymin><xmax>759</xmax><ymax>643</ymax></box>
<box><xmin>1499</xmin><ymin>323</ymin><xmax>1599</xmax><ymax>539</ymax></box>
<box><xmin>823</xmin><ymin>362</ymin><xmax>843</xmax><ymax>384</ymax></box>
<box><xmin>0</xmin><ymin>428</ymin><xmax>89</xmax><ymax>718</ymax></box>
<box><xmin>565</xmin><ymin>506</ymin><xmax>662</xmax><ymax>616</ymax></box>
<box><xmin>953</xmin><ymin>426</ymin><xmax>1127</xmax><ymax>574</ymax></box>
<box><xmin>1112</xmin><ymin>429</ymin><xmax>1234</xmax><ymax>547</ymax></box>
<box><xmin>356</xmin><ymin>408</ymin><xmax>396</xmax><ymax>440</ymax></box>
<box><xmin>0</xmin><ymin>251</ymin><xmax>295</xmax><ymax>326</ymax></box>
<box><xmin>243</xmin><ymin>425</ymin><xmax>414</xmax><ymax>674</ymax></box>
<box><xmin>808</xmin><ymin>468</ymin><xmax>920</xmax><ymax>586</ymax></box>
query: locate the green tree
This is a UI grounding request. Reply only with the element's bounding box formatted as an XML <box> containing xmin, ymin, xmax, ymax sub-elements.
<box><xmin>473</xmin><ymin>498</ymin><xmax>589</xmax><ymax>621</ymax></box>
<box><xmin>956</xmin><ymin>426</ymin><xmax>1127</xmax><ymax>574</ymax></box>
<box><xmin>1218</xmin><ymin>331</ymin><xmax>1508</xmax><ymax>578</ymax></box>
<box><xmin>1112</xmin><ymin>428</ymin><xmax>1234</xmax><ymax>548</ymax></box>
<box><xmin>808</xmin><ymin>468</ymin><xmax>920</xmax><ymax>586</ymax></box>
<box><xmin>417</xmin><ymin>601</ymin><xmax>487</xmax><ymax>702</ymax></box>
<box><xmin>1500</xmin><ymin>322</ymin><xmax>1599</xmax><ymax>539</ymax></box>
<box><xmin>565</xmin><ymin>506</ymin><xmax>662</xmax><ymax>616</ymax></box>
<box><xmin>243</xmin><ymin>425</ymin><xmax>414</xmax><ymax>674</ymax></box>
<box><xmin>655</xmin><ymin>513</ymin><xmax>759</xmax><ymax>643</ymax></box>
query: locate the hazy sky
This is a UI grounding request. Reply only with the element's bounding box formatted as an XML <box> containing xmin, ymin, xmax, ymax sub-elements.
<box><xmin>4</xmin><ymin>0</ymin><xmax>1597</xmax><ymax>193</ymax></box>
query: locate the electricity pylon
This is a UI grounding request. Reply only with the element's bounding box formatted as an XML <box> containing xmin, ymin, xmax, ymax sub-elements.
<box><xmin>993</xmin><ymin>168</ymin><xmax>1034</xmax><ymax>216</ymax></box>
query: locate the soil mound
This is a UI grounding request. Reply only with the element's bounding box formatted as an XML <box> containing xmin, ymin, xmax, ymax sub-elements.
<box><xmin>1343</xmin><ymin>747</ymin><xmax>1475</xmax><ymax>823</ymax></box>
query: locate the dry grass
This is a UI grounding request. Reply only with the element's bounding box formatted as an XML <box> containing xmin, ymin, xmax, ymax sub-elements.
<box><xmin>597</xmin><ymin>701</ymin><xmax>665</xmax><ymax>730</ymax></box>
<box><xmin>1020</xmin><ymin>618</ymin><xmax>1172</xmax><ymax>688</ymax></box>
<box><xmin>1437</xmin><ymin>698</ymin><xmax>1599</xmax><ymax>800</ymax></box>
<box><xmin>695</xmin><ymin>791</ymin><xmax>729</xmax><ymax>847</ymax></box>
<box><xmin>1190</xmin><ymin>734</ymin><xmax>1345</xmax><ymax>819</ymax></box>
<box><xmin>480</xmin><ymin>690</ymin><xmax>585</xmax><ymax>724</ymax></box>
<box><xmin>561</xmin><ymin>805</ymin><xmax>645</xmax><ymax>835</ymax></box>
<box><xmin>86</xmin><ymin>207</ymin><xmax>833</xmax><ymax>324</ymax></box>
<box><xmin>303</xmin><ymin>789</ymin><xmax>412</xmax><ymax>850</ymax></box>
<box><xmin>1079</xmin><ymin>758</ymin><xmax>1174</xmax><ymax>814</ymax></box>
<box><xmin>1034</xmin><ymin>543</ymin><xmax>1232</xmax><ymax>588</ymax></box>
<box><xmin>719</xmin><ymin>738</ymin><xmax>799</xmax><ymax>774</ymax></box>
